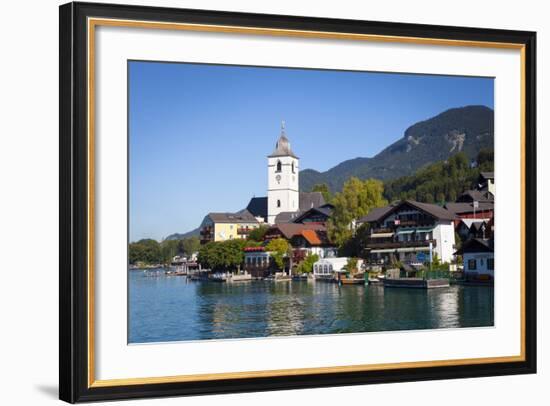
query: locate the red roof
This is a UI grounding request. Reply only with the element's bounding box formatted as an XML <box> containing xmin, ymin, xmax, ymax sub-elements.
<box><xmin>267</xmin><ymin>223</ymin><xmax>326</xmax><ymax>240</ymax></box>
<box><xmin>301</xmin><ymin>229</ymin><xmax>322</xmax><ymax>245</ymax></box>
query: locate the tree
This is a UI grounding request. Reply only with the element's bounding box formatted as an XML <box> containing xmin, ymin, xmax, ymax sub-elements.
<box><xmin>343</xmin><ymin>257</ymin><xmax>359</xmax><ymax>276</ymax></box>
<box><xmin>338</xmin><ymin>222</ymin><xmax>371</xmax><ymax>258</ymax></box>
<box><xmin>266</xmin><ymin>238</ymin><xmax>290</xmax><ymax>271</ymax></box>
<box><xmin>311</xmin><ymin>183</ymin><xmax>333</xmax><ymax>203</ymax></box>
<box><xmin>383</xmin><ymin>151</ymin><xmax>493</xmax><ymax>204</ymax></box>
<box><xmin>129</xmin><ymin>238</ymin><xmax>161</xmax><ymax>265</ymax></box>
<box><xmin>247</xmin><ymin>225</ymin><xmax>269</xmax><ymax>242</ymax></box>
<box><xmin>327</xmin><ymin>177</ymin><xmax>387</xmax><ymax>247</ymax></box>
<box><xmin>477</xmin><ymin>148</ymin><xmax>494</xmax><ymax>171</ymax></box>
<box><xmin>295</xmin><ymin>253</ymin><xmax>319</xmax><ymax>274</ymax></box>
<box><xmin>431</xmin><ymin>252</ymin><xmax>441</xmax><ymax>267</ymax></box>
<box><xmin>219</xmin><ymin>239</ymin><xmax>247</xmax><ymax>270</ymax></box>
<box><xmin>197</xmin><ymin>242</ymin><xmax>217</xmax><ymax>269</ymax></box>
<box><xmin>178</xmin><ymin>236</ymin><xmax>200</xmax><ymax>257</ymax></box>
<box><xmin>197</xmin><ymin>239</ymin><xmax>247</xmax><ymax>271</ymax></box>
<box><xmin>160</xmin><ymin>239</ymin><xmax>179</xmax><ymax>264</ymax></box>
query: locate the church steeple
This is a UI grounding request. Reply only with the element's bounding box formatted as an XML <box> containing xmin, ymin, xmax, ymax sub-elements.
<box><xmin>267</xmin><ymin>122</ymin><xmax>300</xmax><ymax>224</ymax></box>
<box><xmin>268</xmin><ymin>121</ymin><xmax>298</xmax><ymax>159</ymax></box>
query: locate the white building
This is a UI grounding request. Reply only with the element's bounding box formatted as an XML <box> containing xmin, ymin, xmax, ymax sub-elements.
<box><xmin>456</xmin><ymin>238</ymin><xmax>494</xmax><ymax>280</ymax></box>
<box><xmin>313</xmin><ymin>257</ymin><xmax>349</xmax><ymax>280</ymax></box>
<box><xmin>267</xmin><ymin>122</ymin><xmax>299</xmax><ymax>224</ymax></box>
<box><xmin>357</xmin><ymin>200</ymin><xmax>457</xmax><ymax>264</ymax></box>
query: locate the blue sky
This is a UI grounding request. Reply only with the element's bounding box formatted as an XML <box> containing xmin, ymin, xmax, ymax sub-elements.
<box><xmin>129</xmin><ymin>61</ymin><xmax>494</xmax><ymax>242</ymax></box>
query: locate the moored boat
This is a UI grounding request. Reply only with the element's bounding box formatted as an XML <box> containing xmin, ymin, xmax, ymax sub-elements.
<box><xmin>228</xmin><ymin>273</ymin><xmax>252</xmax><ymax>283</ymax></box>
<box><xmin>339</xmin><ymin>276</ymin><xmax>365</xmax><ymax>285</ymax></box>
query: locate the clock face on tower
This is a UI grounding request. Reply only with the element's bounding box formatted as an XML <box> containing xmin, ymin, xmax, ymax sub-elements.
<box><xmin>276</xmin><ymin>174</ymin><xmax>281</xmax><ymax>183</ymax></box>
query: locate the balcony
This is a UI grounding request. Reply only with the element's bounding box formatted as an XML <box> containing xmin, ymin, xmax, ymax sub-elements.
<box><xmin>394</xmin><ymin>219</ymin><xmax>435</xmax><ymax>227</ymax></box>
<box><xmin>365</xmin><ymin>239</ymin><xmax>437</xmax><ymax>250</ymax></box>
<box><xmin>371</xmin><ymin>227</ymin><xmax>393</xmax><ymax>234</ymax></box>
<box><xmin>237</xmin><ymin>227</ymin><xmax>253</xmax><ymax>235</ymax></box>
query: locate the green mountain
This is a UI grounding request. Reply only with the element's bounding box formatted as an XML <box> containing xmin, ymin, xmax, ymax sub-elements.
<box><xmin>300</xmin><ymin>105</ymin><xmax>494</xmax><ymax>192</ymax></box>
<box><xmin>164</xmin><ymin>227</ymin><xmax>200</xmax><ymax>241</ymax></box>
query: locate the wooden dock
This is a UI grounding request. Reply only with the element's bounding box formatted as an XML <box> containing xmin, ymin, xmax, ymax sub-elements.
<box><xmin>383</xmin><ymin>277</ymin><xmax>449</xmax><ymax>289</ymax></box>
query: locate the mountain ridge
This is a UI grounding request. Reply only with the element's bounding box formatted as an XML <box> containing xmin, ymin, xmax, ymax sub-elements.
<box><xmin>300</xmin><ymin>105</ymin><xmax>494</xmax><ymax>192</ymax></box>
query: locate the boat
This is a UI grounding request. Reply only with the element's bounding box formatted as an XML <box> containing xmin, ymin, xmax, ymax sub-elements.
<box><xmin>165</xmin><ymin>270</ymin><xmax>187</xmax><ymax>276</ymax></box>
<box><xmin>210</xmin><ymin>272</ymin><xmax>228</xmax><ymax>282</ymax></box>
<box><xmin>270</xmin><ymin>272</ymin><xmax>292</xmax><ymax>282</ymax></box>
<box><xmin>227</xmin><ymin>273</ymin><xmax>252</xmax><ymax>283</ymax></box>
<box><xmin>367</xmin><ymin>277</ymin><xmax>383</xmax><ymax>285</ymax></box>
<box><xmin>340</xmin><ymin>276</ymin><xmax>365</xmax><ymax>285</ymax></box>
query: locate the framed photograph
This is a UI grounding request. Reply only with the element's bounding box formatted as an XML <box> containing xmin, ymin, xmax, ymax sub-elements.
<box><xmin>59</xmin><ymin>1</ymin><xmax>537</xmax><ymax>403</ymax></box>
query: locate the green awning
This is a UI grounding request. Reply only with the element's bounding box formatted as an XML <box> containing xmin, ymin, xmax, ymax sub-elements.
<box><xmin>396</xmin><ymin>227</ymin><xmax>434</xmax><ymax>234</ymax></box>
<box><xmin>396</xmin><ymin>229</ymin><xmax>415</xmax><ymax>235</ymax></box>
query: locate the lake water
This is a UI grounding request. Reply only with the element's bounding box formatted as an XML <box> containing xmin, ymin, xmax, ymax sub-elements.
<box><xmin>128</xmin><ymin>270</ymin><xmax>494</xmax><ymax>344</ymax></box>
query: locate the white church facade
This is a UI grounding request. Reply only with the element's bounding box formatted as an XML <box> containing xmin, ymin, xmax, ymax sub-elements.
<box><xmin>267</xmin><ymin>123</ymin><xmax>300</xmax><ymax>223</ymax></box>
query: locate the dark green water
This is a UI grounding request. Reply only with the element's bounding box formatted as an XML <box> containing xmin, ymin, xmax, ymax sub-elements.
<box><xmin>129</xmin><ymin>270</ymin><xmax>494</xmax><ymax>344</ymax></box>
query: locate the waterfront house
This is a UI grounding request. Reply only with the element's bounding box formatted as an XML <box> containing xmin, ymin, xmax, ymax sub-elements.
<box><xmin>357</xmin><ymin>200</ymin><xmax>457</xmax><ymax>265</ymax></box>
<box><xmin>455</xmin><ymin>238</ymin><xmax>494</xmax><ymax>281</ymax></box>
<box><xmin>199</xmin><ymin>211</ymin><xmax>260</xmax><ymax>244</ymax></box>
<box><xmin>313</xmin><ymin>257</ymin><xmax>349</xmax><ymax>280</ymax></box>
<box><xmin>243</xmin><ymin>246</ymin><xmax>272</xmax><ymax>278</ymax></box>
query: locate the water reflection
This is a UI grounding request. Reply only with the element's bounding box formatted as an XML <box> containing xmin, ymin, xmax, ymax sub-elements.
<box><xmin>128</xmin><ymin>271</ymin><xmax>494</xmax><ymax>344</ymax></box>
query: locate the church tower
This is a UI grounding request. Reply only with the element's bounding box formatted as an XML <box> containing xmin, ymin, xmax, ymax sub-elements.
<box><xmin>267</xmin><ymin>122</ymin><xmax>299</xmax><ymax>224</ymax></box>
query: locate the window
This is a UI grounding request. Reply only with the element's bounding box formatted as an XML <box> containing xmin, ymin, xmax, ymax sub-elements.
<box><xmin>487</xmin><ymin>258</ymin><xmax>494</xmax><ymax>270</ymax></box>
<box><xmin>291</xmin><ymin>161</ymin><xmax>295</xmax><ymax>173</ymax></box>
<box><xmin>468</xmin><ymin>259</ymin><xmax>477</xmax><ymax>270</ymax></box>
<box><xmin>276</xmin><ymin>160</ymin><xmax>282</xmax><ymax>172</ymax></box>
<box><xmin>277</xmin><ymin>199</ymin><xmax>281</xmax><ymax>208</ymax></box>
